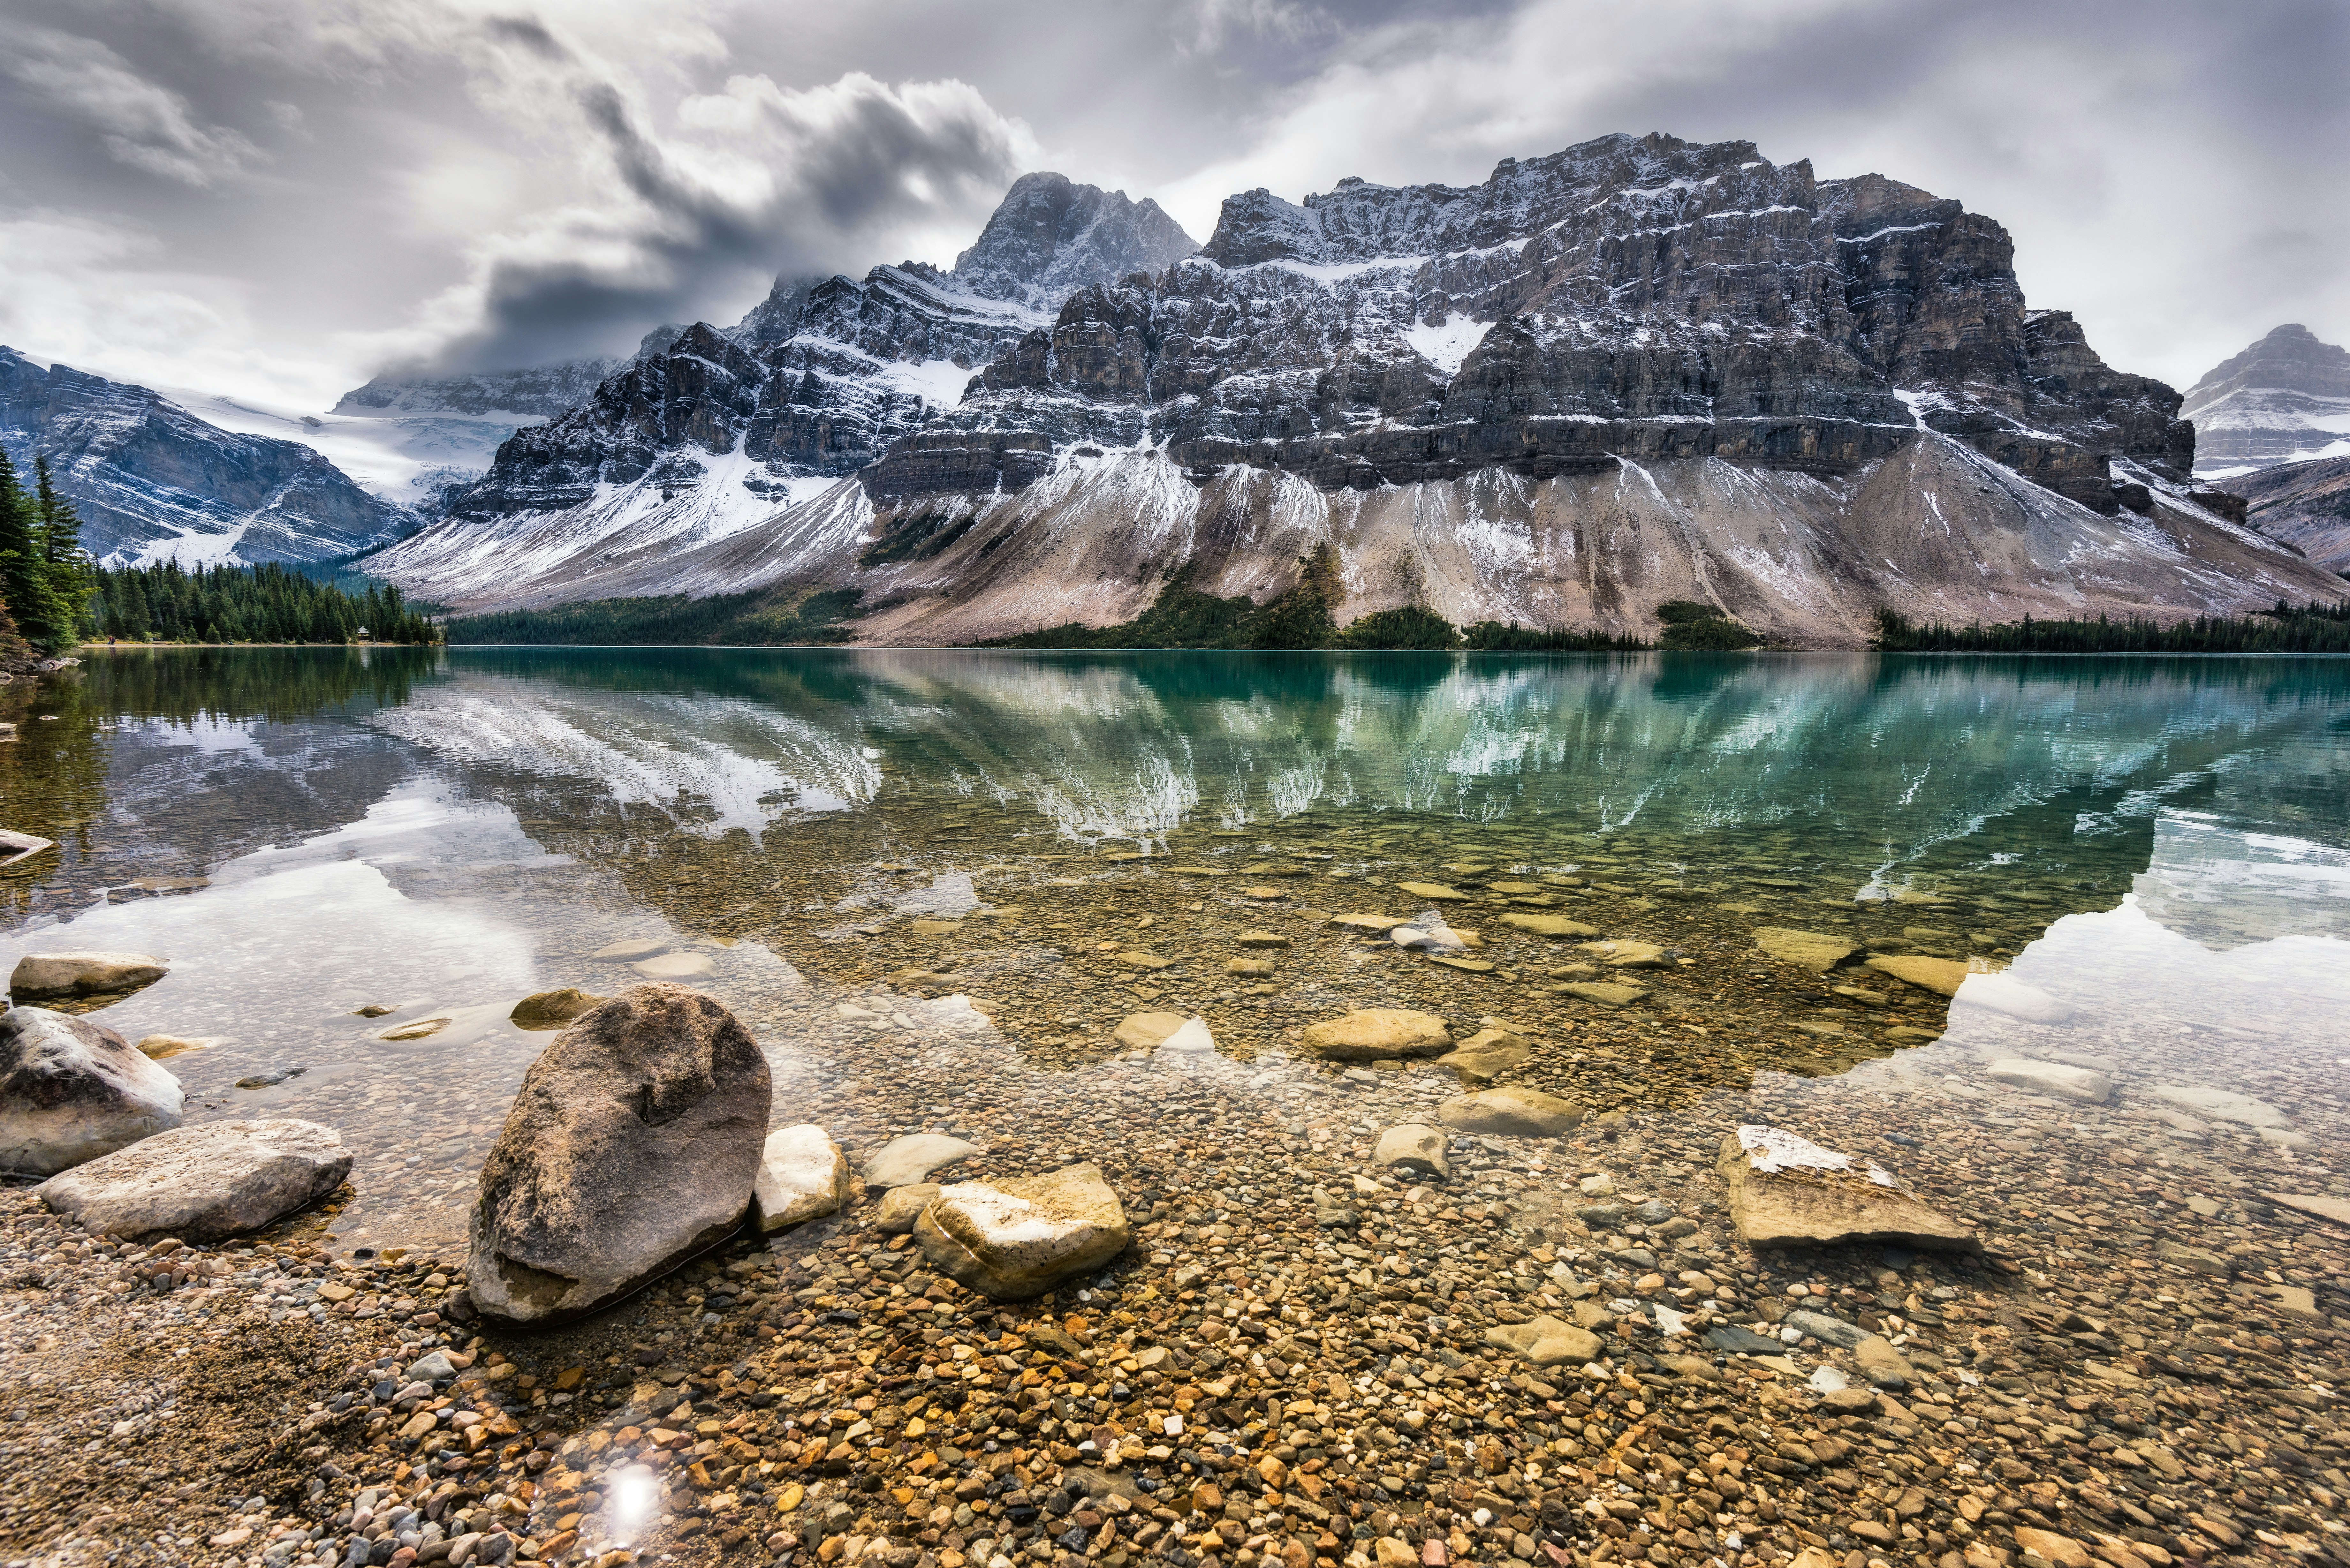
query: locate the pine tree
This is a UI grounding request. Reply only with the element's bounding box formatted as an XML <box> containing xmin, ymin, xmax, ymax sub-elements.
<box><xmin>0</xmin><ymin>450</ymin><xmax>69</xmax><ymax>652</ymax></box>
<box><xmin>33</xmin><ymin>456</ymin><xmax>94</xmax><ymax>638</ymax></box>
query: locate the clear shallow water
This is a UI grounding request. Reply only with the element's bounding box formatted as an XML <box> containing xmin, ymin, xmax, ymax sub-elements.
<box><xmin>1</xmin><ymin>647</ymin><xmax>2344</xmax><ymax>1251</ymax></box>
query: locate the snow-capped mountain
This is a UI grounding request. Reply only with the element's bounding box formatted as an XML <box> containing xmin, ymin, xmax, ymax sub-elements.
<box><xmin>375</xmin><ymin>137</ymin><xmax>2342</xmax><ymax>640</ymax></box>
<box><xmin>0</xmin><ymin>346</ymin><xmax>407</xmax><ymax>565</ymax></box>
<box><xmin>372</xmin><ymin>175</ymin><xmax>1200</xmax><ymax>606</ymax></box>
<box><xmin>2181</xmin><ymin>324</ymin><xmax>2350</xmax><ymax>479</ymax></box>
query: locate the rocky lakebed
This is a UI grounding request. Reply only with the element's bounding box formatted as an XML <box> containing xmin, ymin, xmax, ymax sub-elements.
<box><xmin>1</xmin><ymin>912</ymin><xmax>2345</xmax><ymax>1568</ymax></box>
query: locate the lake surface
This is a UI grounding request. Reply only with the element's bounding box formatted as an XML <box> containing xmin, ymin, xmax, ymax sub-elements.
<box><xmin>3</xmin><ymin>646</ymin><xmax>2345</xmax><ymax>1254</ymax></box>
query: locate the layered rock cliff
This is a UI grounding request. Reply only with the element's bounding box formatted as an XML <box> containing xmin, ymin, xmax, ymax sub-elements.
<box><xmin>2181</xmin><ymin>324</ymin><xmax>2350</xmax><ymax>477</ymax></box>
<box><xmin>0</xmin><ymin>346</ymin><xmax>406</xmax><ymax>565</ymax></box>
<box><xmin>875</xmin><ymin>136</ymin><xmax>2191</xmax><ymax>511</ymax></box>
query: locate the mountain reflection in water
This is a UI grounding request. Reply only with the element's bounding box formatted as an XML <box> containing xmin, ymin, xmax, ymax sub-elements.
<box><xmin>0</xmin><ymin>645</ymin><xmax>2341</xmax><ymax>1250</ymax></box>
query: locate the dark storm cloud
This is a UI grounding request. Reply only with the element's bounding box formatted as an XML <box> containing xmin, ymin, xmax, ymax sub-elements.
<box><xmin>0</xmin><ymin>0</ymin><xmax>2339</xmax><ymax>404</ymax></box>
<box><xmin>415</xmin><ymin>18</ymin><xmax>1037</xmax><ymax>373</ymax></box>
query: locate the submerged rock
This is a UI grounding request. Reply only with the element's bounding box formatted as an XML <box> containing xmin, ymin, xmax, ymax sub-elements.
<box><xmin>754</xmin><ymin>1124</ymin><xmax>850</xmax><ymax>1232</ymax></box>
<box><xmin>1374</xmin><ymin>1124</ymin><xmax>1451</xmax><ymax>1177</ymax></box>
<box><xmin>633</xmin><ymin>951</ymin><xmax>716</xmax><ymax>981</ymax></box>
<box><xmin>913</xmin><ymin>1162</ymin><xmax>1130</xmax><ymax>1300</ymax></box>
<box><xmin>510</xmin><ymin>988</ymin><xmax>608</xmax><ymax>1031</ymax></box>
<box><xmin>1436</xmin><ymin>1025</ymin><xmax>1530</xmax><ymax>1084</ymax></box>
<box><xmin>1485</xmin><ymin>1314</ymin><xmax>1603</xmax><ymax>1368</ymax></box>
<box><xmin>2152</xmin><ymin>1084</ymin><xmax>2290</xmax><ymax>1128</ymax></box>
<box><xmin>1498</xmin><ymin>913</ymin><xmax>1601</xmax><ymax>939</ymax></box>
<box><xmin>1112</xmin><ymin>1012</ymin><xmax>1187</xmax><ymax>1050</ymax></box>
<box><xmin>1438</xmin><ymin>1086</ymin><xmax>1584</xmax><ymax>1136</ymax></box>
<box><xmin>1716</xmin><ymin>1124</ymin><xmax>1978</xmax><ymax>1253</ymax></box>
<box><xmin>1576</xmin><ymin>939</ymin><xmax>1668</xmax><ymax>969</ymax></box>
<box><xmin>1558</xmin><ymin>981</ymin><xmax>1651</xmax><ymax>1007</ymax></box>
<box><xmin>1751</xmin><ymin>927</ymin><xmax>1858</xmax><ymax>971</ymax></box>
<box><xmin>134</xmin><ymin>1035</ymin><xmax>211</xmax><ymax>1060</ymax></box>
<box><xmin>875</xmin><ymin>1182</ymin><xmax>943</xmax><ymax>1234</ymax></box>
<box><xmin>9</xmin><ymin>951</ymin><xmax>170</xmax><ymax>1002</ymax></box>
<box><xmin>1298</xmin><ymin>1009</ymin><xmax>1451</xmax><ymax>1060</ymax></box>
<box><xmin>864</xmin><ymin>1132</ymin><xmax>982</xmax><ymax>1188</ymax></box>
<box><xmin>36</xmin><ymin>1118</ymin><xmax>350</xmax><ymax>1239</ymax></box>
<box><xmin>1986</xmin><ymin>1057</ymin><xmax>2113</xmax><ymax>1103</ymax></box>
<box><xmin>1955</xmin><ymin>971</ymin><xmax>2073</xmax><ymax>1022</ymax></box>
<box><xmin>466</xmin><ymin>983</ymin><xmax>771</xmax><ymax>1325</ymax></box>
<box><xmin>592</xmin><ymin>936</ymin><xmax>670</xmax><ymax>961</ymax></box>
<box><xmin>0</xmin><ymin>1007</ymin><xmax>184</xmax><ymax>1176</ymax></box>
<box><xmin>1863</xmin><ymin>953</ymin><xmax>1973</xmax><ymax>995</ymax></box>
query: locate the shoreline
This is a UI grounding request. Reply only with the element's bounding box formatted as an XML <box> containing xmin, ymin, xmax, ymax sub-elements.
<box><xmin>4</xmin><ymin>1042</ymin><xmax>2342</xmax><ymax>1568</ymax></box>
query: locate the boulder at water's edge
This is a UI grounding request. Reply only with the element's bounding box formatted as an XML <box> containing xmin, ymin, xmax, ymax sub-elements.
<box><xmin>466</xmin><ymin>984</ymin><xmax>770</xmax><ymax>1324</ymax></box>
<box><xmin>36</xmin><ymin>1119</ymin><xmax>350</xmax><ymax>1238</ymax></box>
<box><xmin>0</xmin><ymin>1007</ymin><xmax>183</xmax><ymax>1175</ymax></box>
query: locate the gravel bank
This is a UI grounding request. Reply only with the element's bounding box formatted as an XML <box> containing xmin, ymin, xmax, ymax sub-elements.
<box><xmin>4</xmin><ymin>1007</ymin><xmax>2344</xmax><ymax>1568</ymax></box>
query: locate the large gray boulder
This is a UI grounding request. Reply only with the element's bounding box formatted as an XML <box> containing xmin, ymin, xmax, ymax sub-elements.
<box><xmin>10</xmin><ymin>951</ymin><xmax>170</xmax><ymax>1001</ymax></box>
<box><xmin>466</xmin><ymin>984</ymin><xmax>771</xmax><ymax>1324</ymax></box>
<box><xmin>0</xmin><ymin>1007</ymin><xmax>184</xmax><ymax>1175</ymax></box>
<box><xmin>35</xmin><ymin>1119</ymin><xmax>350</xmax><ymax>1238</ymax></box>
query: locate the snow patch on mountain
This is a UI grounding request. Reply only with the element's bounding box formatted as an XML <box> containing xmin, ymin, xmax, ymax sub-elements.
<box><xmin>1404</xmin><ymin>316</ymin><xmax>1492</xmax><ymax>376</ymax></box>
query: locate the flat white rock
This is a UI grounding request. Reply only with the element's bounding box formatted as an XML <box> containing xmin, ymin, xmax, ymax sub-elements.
<box><xmin>753</xmin><ymin>1124</ymin><xmax>850</xmax><ymax>1232</ymax></box>
<box><xmin>2152</xmin><ymin>1085</ymin><xmax>2288</xmax><ymax>1128</ymax></box>
<box><xmin>1985</xmin><ymin>1057</ymin><xmax>2113</xmax><ymax>1104</ymax></box>
<box><xmin>633</xmin><ymin>951</ymin><xmax>716</xmax><ymax>980</ymax></box>
<box><xmin>1956</xmin><ymin>973</ymin><xmax>2074</xmax><ymax>1023</ymax></box>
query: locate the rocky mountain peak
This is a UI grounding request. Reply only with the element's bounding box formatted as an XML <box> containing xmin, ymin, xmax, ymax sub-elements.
<box><xmin>948</xmin><ymin>172</ymin><xmax>1199</xmax><ymax>309</ymax></box>
<box><xmin>2185</xmin><ymin>324</ymin><xmax>2350</xmax><ymax>413</ymax></box>
<box><xmin>2</xmin><ymin>345</ymin><xmax>403</xmax><ymax>563</ymax></box>
<box><xmin>2180</xmin><ymin>323</ymin><xmax>2350</xmax><ymax>476</ymax></box>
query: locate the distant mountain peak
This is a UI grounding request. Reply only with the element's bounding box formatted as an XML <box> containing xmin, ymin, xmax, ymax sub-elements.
<box><xmin>2181</xmin><ymin>323</ymin><xmax>2350</xmax><ymax>476</ymax></box>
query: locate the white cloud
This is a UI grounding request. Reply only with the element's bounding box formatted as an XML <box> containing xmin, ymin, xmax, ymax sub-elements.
<box><xmin>0</xmin><ymin>211</ymin><xmax>354</xmax><ymax>407</ymax></box>
<box><xmin>5</xmin><ymin>26</ymin><xmax>263</xmax><ymax>187</ymax></box>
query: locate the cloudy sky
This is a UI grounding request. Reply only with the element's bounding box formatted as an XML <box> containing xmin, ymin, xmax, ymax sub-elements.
<box><xmin>1</xmin><ymin>0</ymin><xmax>2342</xmax><ymax>411</ymax></box>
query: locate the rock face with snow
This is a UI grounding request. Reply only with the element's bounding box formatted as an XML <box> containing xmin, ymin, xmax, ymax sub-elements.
<box><xmin>380</xmin><ymin>137</ymin><xmax>2346</xmax><ymax>639</ymax></box>
<box><xmin>376</xmin><ymin>177</ymin><xmax>1198</xmax><ymax>610</ymax></box>
<box><xmin>2181</xmin><ymin>324</ymin><xmax>2350</xmax><ymax>477</ymax></box>
<box><xmin>948</xmin><ymin>173</ymin><xmax>1199</xmax><ymax>309</ymax></box>
<box><xmin>0</xmin><ymin>346</ymin><xmax>406</xmax><ymax>565</ymax></box>
<box><xmin>870</xmin><ymin>138</ymin><xmax>2193</xmax><ymax>510</ymax></box>
<box><xmin>334</xmin><ymin>357</ymin><xmax>632</xmax><ymax>419</ymax></box>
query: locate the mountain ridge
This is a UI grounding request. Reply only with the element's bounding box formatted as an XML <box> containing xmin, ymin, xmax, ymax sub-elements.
<box><xmin>372</xmin><ymin>136</ymin><xmax>2342</xmax><ymax>643</ymax></box>
<box><xmin>0</xmin><ymin>346</ymin><xmax>408</xmax><ymax>566</ymax></box>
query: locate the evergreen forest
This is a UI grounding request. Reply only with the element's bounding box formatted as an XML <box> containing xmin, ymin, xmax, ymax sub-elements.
<box><xmin>81</xmin><ymin>562</ymin><xmax>440</xmax><ymax>645</ymax></box>
<box><xmin>1870</xmin><ymin>602</ymin><xmax>2350</xmax><ymax>654</ymax></box>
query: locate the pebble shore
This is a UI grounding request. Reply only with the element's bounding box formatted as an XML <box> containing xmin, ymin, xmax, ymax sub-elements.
<box><xmin>4</xmin><ymin>1001</ymin><xmax>2344</xmax><ymax>1568</ymax></box>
